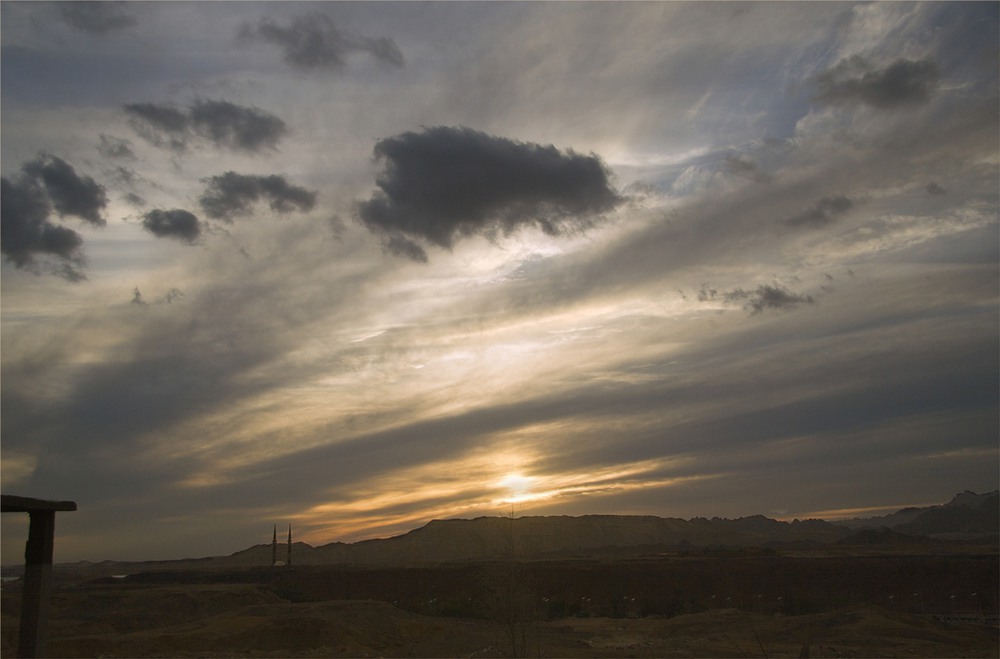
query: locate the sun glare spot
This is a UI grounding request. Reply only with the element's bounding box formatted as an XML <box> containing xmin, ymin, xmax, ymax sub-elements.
<box><xmin>496</xmin><ymin>472</ymin><xmax>539</xmax><ymax>503</ymax></box>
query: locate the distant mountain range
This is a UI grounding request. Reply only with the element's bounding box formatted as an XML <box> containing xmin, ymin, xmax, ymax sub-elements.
<box><xmin>829</xmin><ymin>490</ymin><xmax>999</xmax><ymax>538</ymax></box>
<box><xmin>54</xmin><ymin>490</ymin><xmax>996</xmax><ymax>574</ymax></box>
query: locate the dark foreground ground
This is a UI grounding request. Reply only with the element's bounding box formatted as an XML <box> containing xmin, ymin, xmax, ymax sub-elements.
<box><xmin>2</xmin><ymin>550</ymin><xmax>997</xmax><ymax>657</ymax></box>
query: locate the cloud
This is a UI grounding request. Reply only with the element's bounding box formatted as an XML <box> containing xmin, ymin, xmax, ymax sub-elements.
<box><xmin>357</xmin><ymin>126</ymin><xmax>623</xmax><ymax>259</ymax></box>
<box><xmin>723</xmin><ymin>284</ymin><xmax>815</xmax><ymax>315</ymax></box>
<box><xmin>724</xmin><ymin>155</ymin><xmax>770</xmax><ymax>183</ymax></box>
<box><xmin>697</xmin><ymin>282</ymin><xmax>816</xmax><ymax>315</ymax></box>
<box><xmin>924</xmin><ymin>182</ymin><xmax>947</xmax><ymax>196</ymax></box>
<box><xmin>141</xmin><ymin>209</ymin><xmax>202</xmax><ymax>243</ymax></box>
<box><xmin>21</xmin><ymin>155</ymin><xmax>108</xmax><ymax>226</ymax></box>
<box><xmin>123</xmin><ymin>193</ymin><xmax>146</xmax><ymax>207</ymax></box>
<box><xmin>123</xmin><ymin>100</ymin><xmax>287</xmax><ymax>153</ymax></box>
<box><xmin>199</xmin><ymin>172</ymin><xmax>318</xmax><ymax>220</ymax></box>
<box><xmin>783</xmin><ymin>195</ymin><xmax>854</xmax><ymax>228</ymax></box>
<box><xmin>813</xmin><ymin>57</ymin><xmax>940</xmax><ymax>109</ymax></box>
<box><xmin>58</xmin><ymin>1</ymin><xmax>137</xmax><ymax>35</ymax></box>
<box><xmin>384</xmin><ymin>235</ymin><xmax>429</xmax><ymax>263</ymax></box>
<box><xmin>123</xmin><ymin>103</ymin><xmax>189</xmax><ymax>152</ymax></box>
<box><xmin>1</xmin><ymin>177</ymin><xmax>86</xmax><ymax>280</ymax></box>
<box><xmin>239</xmin><ymin>13</ymin><xmax>404</xmax><ymax>72</ymax></box>
<box><xmin>0</xmin><ymin>155</ymin><xmax>108</xmax><ymax>280</ymax></box>
<box><xmin>188</xmin><ymin>100</ymin><xmax>288</xmax><ymax>152</ymax></box>
<box><xmin>97</xmin><ymin>134</ymin><xmax>136</xmax><ymax>160</ymax></box>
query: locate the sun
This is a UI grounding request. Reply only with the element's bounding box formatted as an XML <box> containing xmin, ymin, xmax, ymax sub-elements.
<box><xmin>496</xmin><ymin>472</ymin><xmax>538</xmax><ymax>503</ymax></box>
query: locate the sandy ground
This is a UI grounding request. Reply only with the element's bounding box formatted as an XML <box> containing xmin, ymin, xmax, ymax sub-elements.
<box><xmin>2</xmin><ymin>582</ymin><xmax>997</xmax><ymax>658</ymax></box>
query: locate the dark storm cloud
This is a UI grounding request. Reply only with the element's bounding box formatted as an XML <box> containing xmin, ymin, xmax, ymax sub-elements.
<box><xmin>813</xmin><ymin>57</ymin><xmax>940</xmax><ymax>109</ymax></box>
<box><xmin>141</xmin><ymin>209</ymin><xmax>202</xmax><ymax>244</ymax></box>
<box><xmin>58</xmin><ymin>1</ymin><xmax>137</xmax><ymax>35</ymax></box>
<box><xmin>783</xmin><ymin>195</ymin><xmax>854</xmax><ymax>228</ymax></box>
<box><xmin>199</xmin><ymin>172</ymin><xmax>317</xmax><ymax>220</ymax></box>
<box><xmin>357</xmin><ymin>126</ymin><xmax>623</xmax><ymax>259</ymax></box>
<box><xmin>239</xmin><ymin>13</ymin><xmax>404</xmax><ymax>72</ymax></box>
<box><xmin>123</xmin><ymin>101</ymin><xmax>287</xmax><ymax>153</ymax></box>
<box><xmin>22</xmin><ymin>155</ymin><xmax>108</xmax><ymax>226</ymax></box>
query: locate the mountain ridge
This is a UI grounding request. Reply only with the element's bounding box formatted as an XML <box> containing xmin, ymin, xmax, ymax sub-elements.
<box><xmin>12</xmin><ymin>490</ymin><xmax>993</xmax><ymax>573</ymax></box>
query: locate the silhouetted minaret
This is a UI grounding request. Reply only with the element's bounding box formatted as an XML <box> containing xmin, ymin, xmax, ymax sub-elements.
<box><xmin>271</xmin><ymin>525</ymin><xmax>277</xmax><ymax>566</ymax></box>
<box><xmin>287</xmin><ymin>524</ymin><xmax>292</xmax><ymax>567</ymax></box>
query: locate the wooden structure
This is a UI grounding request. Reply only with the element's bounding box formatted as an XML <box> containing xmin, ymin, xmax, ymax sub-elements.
<box><xmin>1</xmin><ymin>494</ymin><xmax>77</xmax><ymax>658</ymax></box>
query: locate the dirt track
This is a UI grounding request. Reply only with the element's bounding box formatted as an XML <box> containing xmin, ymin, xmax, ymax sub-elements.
<box><xmin>2</xmin><ymin>582</ymin><xmax>997</xmax><ymax>657</ymax></box>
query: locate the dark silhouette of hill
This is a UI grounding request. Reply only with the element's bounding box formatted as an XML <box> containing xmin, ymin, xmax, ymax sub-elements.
<box><xmin>835</xmin><ymin>527</ymin><xmax>940</xmax><ymax>546</ymax></box>
<box><xmin>9</xmin><ymin>490</ymin><xmax>990</xmax><ymax>576</ymax></box>
<box><xmin>831</xmin><ymin>490</ymin><xmax>998</xmax><ymax>538</ymax></box>
<box><xmin>219</xmin><ymin>514</ymin><xmax>852</xmax><ymax>567</ymax></box>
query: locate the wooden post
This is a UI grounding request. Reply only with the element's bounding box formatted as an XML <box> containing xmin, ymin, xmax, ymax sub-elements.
<box><xmin>1</xmin><ymin>495</ymin><xmax>77</xmax><ymax>659</ymax></box>
<box><xmin>19</xmin><ymin>510</ymin><xmax>56</xmax><ymax>658</ymax></box>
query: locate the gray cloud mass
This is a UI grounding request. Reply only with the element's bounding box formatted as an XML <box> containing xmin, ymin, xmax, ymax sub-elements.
<box><xmin>97</xmin><ymin>134</ymin><xmax>136</xmax><ymax>160</ymax></box>
<box><xmin>188</xmin><ymin>100</ymin><xmax>289</xmax><ymax>152</ymax></box>
<box><xmin>124</xmin><ymin>100</ymin><xmax>287</xmax><ymax>153</ymax></box>
<box><xmin>1</xmin><ymin>176</ymin><xmax>85</xmax><ymax>279</ymax></box>
<box><xmin>783</xmin><ymin>195</ymin><xmax>855</xmax><ymax>228</ymax></box>
<box><xmin>813</xmin><ymin>57</ymin><xmax>941</xmax><ymax>109</ymax></box>
<box><xmin>1</xmin><ymin>155</ymin><xmax>108</xmax><ymax>280</ymax></box>
<box><xmin>239</xmin><ymin>13</ymin><xmax>404</xmax><ymax>72</ymax></box>
<box><xmin>21</xmin><ymin>155</ymin><xmax>108</xmax><ymax>226</ymax></box>
<box><xmin>58</xmin><ymin>1</ymin><xmax>137</xmax><ymax>35</ymax></box>
<box><xmin>141</xmin><ymin>209</ymin><xmax>202</xmax><ymax>244</ymax></box>
<box><xmin>724</xmin><ymin>284</ymin><xmax>816</xmax><ymax>315</ymax></box>
<box><xmin>199</xmin><ymin>172</ymin><xmax>318</xmax><ymax>220</ymax></box>
<box><xmin>357</xmin><ymin>126</ymin><xmax>623</xmax><ymax>260</ymax></box>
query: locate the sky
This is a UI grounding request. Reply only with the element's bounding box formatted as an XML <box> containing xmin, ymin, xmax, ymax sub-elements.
<box><xmin>1</xmin><ymin>1</ymin><xmax>997</xmax><ymax>563</ymax></box>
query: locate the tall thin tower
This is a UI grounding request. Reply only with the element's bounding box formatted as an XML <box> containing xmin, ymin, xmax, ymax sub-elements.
<box><xmin>271</xmin><ymin>525</ymin><xmax>277</xmax><ymax>566</ymax></box>
<box><xmin>287</xmin><ymin>524</ymin><xmax>292</xmax><ymax>567</ymax></box>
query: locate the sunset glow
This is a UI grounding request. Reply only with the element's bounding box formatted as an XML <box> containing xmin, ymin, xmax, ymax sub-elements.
<box><xmin>1</xmin><ymin>2</ymin><xmax>996</xmax><ymax>563</ymax></box>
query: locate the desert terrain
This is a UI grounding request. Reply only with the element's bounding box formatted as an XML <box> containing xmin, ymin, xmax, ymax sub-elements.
<box><xmin>3</xmin><ymin>547</ymin><xmax>997</xmax><ymax>658</ymax></box>
<box><xmin>3</xmin><ymin>494</ymin><xmax>996</xmax><ymax>657</ymax></box>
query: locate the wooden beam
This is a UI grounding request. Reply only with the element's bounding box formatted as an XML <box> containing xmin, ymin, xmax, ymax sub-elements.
<box><xmin>1</xmin><ymin>495</ymin><xmax>76</xmax><ymax>513</ymax></box>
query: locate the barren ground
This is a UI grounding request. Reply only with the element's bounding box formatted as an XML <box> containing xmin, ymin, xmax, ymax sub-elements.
<box><xmin>2</xmin><ymin>581</ymin><xmax>997</xmax><ymax>658</ymax></box>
